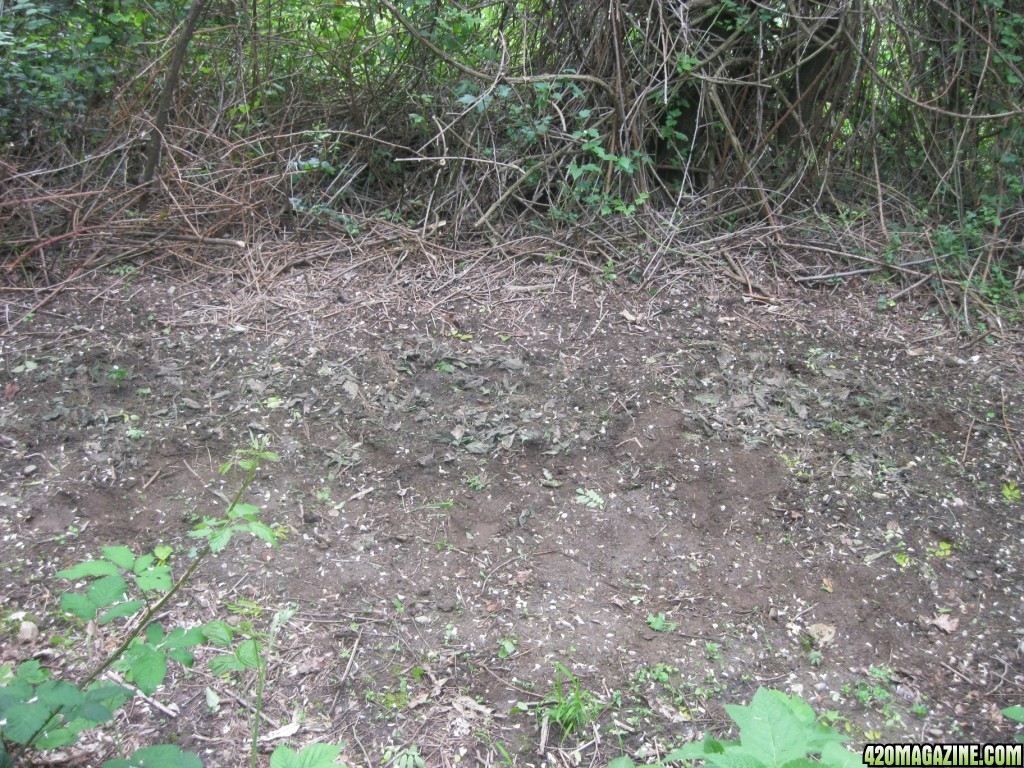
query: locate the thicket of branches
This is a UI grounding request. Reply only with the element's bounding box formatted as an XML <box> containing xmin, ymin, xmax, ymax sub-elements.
<box><xmin>1</xmin><ymin>0</ymin><xmax>1021</xmax><ymax>319</ymax></box>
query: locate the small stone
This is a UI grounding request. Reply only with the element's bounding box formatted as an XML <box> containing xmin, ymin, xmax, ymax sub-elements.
<box><xmin>22</xmin><ymin>464</ymin><xmax>37</xmax><ymax>477</ymax></box>
<box><xmin>18</xmin><ymin>621</ymin><xmax>39</xmax><ymax>643</ymax></box>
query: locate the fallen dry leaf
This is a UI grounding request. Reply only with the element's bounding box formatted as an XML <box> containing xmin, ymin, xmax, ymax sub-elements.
<box><xmin>923</xmin><ymin>613</ymin><xmax>959</xmax><ymax>633</ymax></box>
<box><xmin>808</xmin><ymin>623</ymin><xmax>837</xmax><ymax>646</ymax></box>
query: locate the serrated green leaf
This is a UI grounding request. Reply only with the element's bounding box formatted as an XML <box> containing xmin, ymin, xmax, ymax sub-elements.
<box><xmin>270</xmin><ymin>742</ymin><xmax>343</xmax><ymax>768</ymax></box>
<box><xmin>247</xmin><ymin>520</ymin><xmax>278</xmax><ymax>545</ymax></box>
<box><xmin>56</xmin><ymin>560</ymin><xmax>121</xmax><ymax>579</ymax></box>
<box><xmin>85</xmin><ymin>682</ymin><xmax>133</xmax><ymax>713</ymax></box>
<box><xmin>229</xmin><ymin>502</ymin><xmax>261</xmax><ymax>518</ymax></box>
<box><xmin>709</xmin><ymin>752</ymin><xmax>770</xmax><ymax>768</ymax></box>
<box><xmin>203</xmin><ymin>620</ymin><xmax>234</xmax><ymax>646</ymax></box>
<box><xmin>153</xmin><ymin>545</ymin><xmax>173</xmax><ymax>561</ymax></box>
<box><xmin>167</xmin><ymin>648</ymin><xmax>196</xmax><ymax>667</ymax></box>
<box><xmin>165</xmin><ymin>626</ymin><xmax>207</xmax><ymax>649</ymax></box>
<box><xmin>121</xmin><ymin>643</ymin><xmax>167</xmax><ymax>695</ymax></box>
<box><xmin>819</xmin><ymin>742</ymin><xmax>866</xmax><ymax>768</ymax></box>
<box><xmin>103</xmin><ymin>545</ymin><xmax>137</xmax><ymax>570</ymax></box>
<box><xmin>780</xmin><ymin>759</ymin><xmax>821</xmax><ymax>768</ymax></box>
<box><xmin>209</xmin><ymin>527</ymin><xmax>233</xmax><ymax>552</ymax></box>
<box><xmin>132</xmin><ymin>554</ymin><xmax>155</xmax><ymax>573</ymax></box>
<box><xmin>135</xmin><ymin>567</ymin><xmax>173</xmax><ymax>592</ymax></box>
<box><xmin>723</xmin><ymin>689</ymin><xmax>847</xmax><ymax>767</ymax></box>
<box><xmin>60</xmin><ymin>591</ymin><xmax>99</xmax><ymax>621</ymax></box>
<box><xmin>208</xmin><ymin>654</ymin><xmax>245</xmax><ymax>675</ymax></box>
<box><xmin>87</xmin><ymin>574</ymin><xmax>129</xmax><ymax>609</ymax></box>
<box><xmin>665</xmin><ymin>738</ymin><xmax>728</xmax><ymax>762</ymax></box>
<box><xmin>0</xmin><ymin>700</ymin><xmax>54</xmax><ymax>743</ymax></box>
<box><xmin>235</xmin><ymin>638</ymin><xmax>263</xmax><ymax>669</ymax></box>
<box><xmin>32</xmin><ymin>724</ymin><xmax>78</xmax><ymax>750</ymax></box>
<box><xmin>102</xmin><ymin>744</ymin><xmax>203</xmax><ymax>768</ymax></box>
<box><xmin>15</xmin><ymin>659</ymin><xmax>50</xmax><ymax>684</ymax></box>
<box><xmin>98</xmin><ymin>599</ymin><xmax>146</xmax><ymax>624</ymax></box>
<box><xmin>145</xmin><ymin>622</ymin><xmax>165</xmax><ymax>644</ymax></box>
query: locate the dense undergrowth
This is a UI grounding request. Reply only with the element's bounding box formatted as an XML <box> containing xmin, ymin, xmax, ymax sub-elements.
<box><xmin>0</xmin><ymin>0</ymin><xmax>1021</xmax><ymax>332</ymax></box>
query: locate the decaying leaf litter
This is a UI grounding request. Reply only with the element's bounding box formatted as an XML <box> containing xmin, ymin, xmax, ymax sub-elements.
<box><xmin>1</xmin><ymin>247</ymin><xmax>1022</xmax><ymax>766</ymax></box>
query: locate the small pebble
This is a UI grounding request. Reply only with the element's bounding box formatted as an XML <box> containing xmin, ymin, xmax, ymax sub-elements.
<box><xmin>22</xmin><ymin>464</ymin><xmax>37</xmax><ymax>476</ymax></box>
<box><xmin>18</xmin><ymin>621</ymin><xmax>39</xmax><ymax>643</ymax></box>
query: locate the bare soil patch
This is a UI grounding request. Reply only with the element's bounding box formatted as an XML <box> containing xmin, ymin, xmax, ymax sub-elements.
<box><xmin>1</xmin><ymin>255</ymin><xmax>1022</xmax><ymax>765</ymax></box>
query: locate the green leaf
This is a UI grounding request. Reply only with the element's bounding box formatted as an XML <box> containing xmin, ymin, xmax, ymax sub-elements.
<box><xmin>135</xmin><ymin>567</ymin><xmax>173</xmax><ymax>593</ymax></box>
<box><xmin>247</xmin><ymin>520</ymin><xmax>278</xmax><ymax>545</ymax></box>
<box><xmin>726</xmin><ymin>689</ymin><xmax>837</xmax><ymax>765</ymax></box>
<box><xmin>121</xmin><ymin>642</ymin><xmax>167</xmax><ymax>695</ymax></box>
<box><xmin>60</xmin><ymin>591</ymin><xmax>99</xmax><ymax>621</ymax></box>
<box><xmin>819</xmin><ymin>742</ymin><xmax>866</xmax><ymax>768</ymax></box>
<box><xmin>710</xmin><ymin>754</ymin><xmax>770</xmax><ymax>768</ymax></box>
<box><xmin>0</xmin><ymin>699</ymin><xmax>54</xmax><ymax>744</ymax></box>
<box><xmin>270</xmin><ymin>742</ymin><xmax>343</xmax><ymax>768</ymax></box>
<box><xmin>56</xmin><ymin>560</ymin><xmax>121</xmax><ymax>579</ymax></box>
<box><xmin>228</xmin><ymin>502</ymin><xmax>261</xmax><ymax>519</ymax></box>
<box><xmin>203</xmin><ymin>620</ymin><xmax>234</xmax><ymax>646</ymax></box>
<box><xmin>102</xmin><ymin>744</ymin><xmax>203</xmax><ymax>768</ymax></box>
<box><xmin>235</xmin><ymin>638</ymin><xmax>263</xmax><ymax>669</ymax></box>
<box><xmin>87</xmin><ymin>574</ymin><xmax>129</xmax><ymax>609</ymax></box>
<box><xmin>103</xmin><ymin>545</ymin><xmax>137</xmax><ymax>570</ymax></box>
<box><xmin>15</xmin><ymin>659</ymin><xmax>50</xmax><ymax>684</ymax></box>
<box><xmin>165</xmin><ymin>626</ymin><xmax>207</xmax><ymax>649</ymax></box>
<box><xmin>1003</xmin><ymin>705</ymin><xmax>1024</xmax><ymax>722</ymax></box>
<box><xmin>209</xmin><ymin>527</ymin><xmax>233</xmax><ymax>553</ymax></box>
<box><xmin>167</xmin><ymin>648</ymin><xmax>196</xmax><ymax>667</ymax></box>
<box><xmin>209</xmin><ymin>654</ymin><xmax>245</xmax><ymax>675</ymax></box>
<box><xmin>98</xmin><ymin>599</ymin><xmax>146</xmax><ymax>624</ymax></box>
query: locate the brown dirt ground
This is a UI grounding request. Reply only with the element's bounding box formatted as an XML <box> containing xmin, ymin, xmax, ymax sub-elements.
<box><xmin>1</xmin><ymin>252</ymin><xmax>1023</xmax><ymax>766</ymax></box>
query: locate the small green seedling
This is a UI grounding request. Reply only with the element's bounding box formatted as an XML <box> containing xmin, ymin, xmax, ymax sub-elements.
<box><xmin>540</xmin><ymin>662</ymin><xmax>603</xmax><ymax>738</ymax></box>
<box><xmin>575</xmin><ymin>488</ymin><xmax>604</xmax><ymax>509</ymax></box>
<box><xmin>497</xmin><ymin>636</ymin><xmax>519</xmax><ymax>659</ymax></box>
<box><xmin>646</xmin><ymin>613</ymin><xmax>677</xmax><ymax>632</ymax></box>
<box><xmin>1002</xmin><ymin>482</ymin><xmax>1021</xmax><ymax>502</ymax></box>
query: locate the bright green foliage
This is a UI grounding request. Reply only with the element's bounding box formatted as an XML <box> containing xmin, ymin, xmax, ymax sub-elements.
<box><xmin>541</xmin><ymin>662</ymin><xmax>604</xmax><ymax>739</ymax></box>
<box><xmin>1004</xmin><ymin>705</ymin><xmax>1024</xmax><ymax>743</ymax></box>
<box><xmin>646</xmin><ymin>613</ymin><xmax>678</xmax><ymax>632</ymax></box>
<box><xmin>56</xmin><ymin>545</ymin><xmax>173</xmax><ymax>622</ymax></box>
<box><xmin>190</xmin><ymin>435</ymin><xmax>281</xmax><ymax>553</ymax></box>
<box><xmin>0</xmin><ymin>0</ymin><xmax>147</xmax><ymax>140</ymax></box>
<box><xmin>115</xmin><ymin>623</ymin><xmax>207</xmax><ymax>695</ymax></box>
<box><xmin>0</xmin><ymin>659</ymin><xmax>131</xmax><ymax>749</ymax></box>
<box><xmin>575</xmin><ymin>487</ymin><xmax>605</xmax><ymax>509</ymax></box>
<box><xmin>0</xmin><ymin>439</ymin><xmax>285</xmax><ymax>765</ymax></box>
<box><xmin>103</xmin><ymin>744</ymin><xmax>204</xmax><ymax>768</ymax></box>
<box><xmin>270</xmin><ymin>742</ymin><xmax>346</xmax><ymax>768</ymax></box>
<box><xmin>611</xmin><ymin>688</ymin><xmax>864</xmax><ymax>768</ymax></box>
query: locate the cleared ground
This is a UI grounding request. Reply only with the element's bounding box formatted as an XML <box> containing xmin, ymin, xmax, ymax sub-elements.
<box><xmin>1</xmin><ymin>252</ymin><xmax>1022</xmax><ymax>765</ymax></box>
